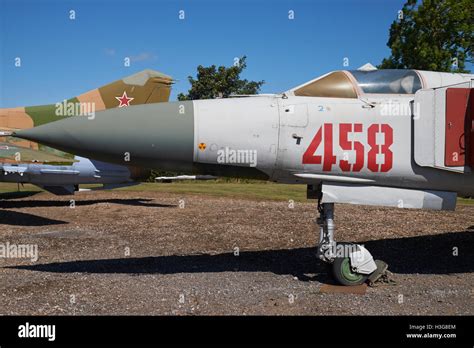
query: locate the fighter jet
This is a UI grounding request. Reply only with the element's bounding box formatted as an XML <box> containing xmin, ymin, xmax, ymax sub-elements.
<box><xmin>14</xmin><ymin>66</ymin><xmax>474</xmax><ymax>285</ymax></box>
<box><xmin>1</xmin><ymin>69</ymin><xmax>173</xmax><ymax>195</ymax></box>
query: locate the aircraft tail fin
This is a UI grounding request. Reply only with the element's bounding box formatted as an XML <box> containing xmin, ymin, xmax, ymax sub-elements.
<box><xmin>0</xmin><ymin>70</ymin><xmax>173</xmax><ymax>162</ymax></box>
<box><xmin>1</xmin><ymin>69</ymin><xmax>173</xmax><ymax>129</ymax></box>
<box><xmin>73</xmin><ymin>69</ymin><xmax>174</xmax><ymax>112</ymax></box>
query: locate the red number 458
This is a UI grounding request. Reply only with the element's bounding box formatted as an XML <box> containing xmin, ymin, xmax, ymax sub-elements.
<box><xmin>302</xmin><ymin>123</ymin><xmax>393</xmax><ymax>172</ymax></box>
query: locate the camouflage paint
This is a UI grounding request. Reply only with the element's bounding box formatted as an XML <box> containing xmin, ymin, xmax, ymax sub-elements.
<box><xmin>0</xmin><ymin>70</ymin><xmax>173</xmax><ymax>164</ymax></box>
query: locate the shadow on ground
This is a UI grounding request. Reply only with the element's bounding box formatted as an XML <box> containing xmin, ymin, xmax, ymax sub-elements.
<box><xmin>0</xmin><ymin>198</ymin><xmax>175</xmax><ymax>209</ymax></box>
<box><xmin>0</xmin><ymin>191</ymin><xmax>41</xmax><ymax>200</ymax></box>
<box><xmin>9</xmin><ymin>231</ymin><xmax>473</xmax><ymax>279</ymax></box>
<box><xmin>0</xmin><ymin>198</ymin><xmax>175</xmax><ymax>226</ymax></box>
<box><xmin>0</xmin><ymin>209</ymin><xmax>67</xmax><ymax>226</ymax></box>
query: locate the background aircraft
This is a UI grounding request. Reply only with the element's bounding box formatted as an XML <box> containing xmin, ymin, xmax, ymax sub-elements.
<box><xmin>1</xmin><ymin>70</ymin><xmax>173</xmax><ymax>195</ymax></box>
<box><xmin>14</xmin><ymin>66</ymin><xmax>474</xmax><ymax>285</ymax></box>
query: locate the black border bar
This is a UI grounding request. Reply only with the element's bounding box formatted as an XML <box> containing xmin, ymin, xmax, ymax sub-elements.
<box><xmin>0</xmin><ymin>315</ymin><xmax>472</xmax><ymax>345</ymax></box>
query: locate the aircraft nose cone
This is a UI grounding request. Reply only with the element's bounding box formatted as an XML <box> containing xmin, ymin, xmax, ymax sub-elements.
<box><xmin>15</xmin><ymin>101</ymin><xmax>195</xmax><ymax>171</ymax></box>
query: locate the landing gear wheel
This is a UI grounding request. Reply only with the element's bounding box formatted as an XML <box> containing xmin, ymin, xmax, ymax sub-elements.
<box><xmin>332</xmin><ymin>257</ymin><xmax>368</xmax><ymax>286</ymax></box>
<box><xmin>314</xmin><ymin>199</ymin><xmax>374</xmax><ymax>286</ymax></box>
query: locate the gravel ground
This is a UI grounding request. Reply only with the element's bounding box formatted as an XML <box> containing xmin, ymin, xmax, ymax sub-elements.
<box><xmin>0</xmin><ymin>190</ymin><xmax>473</xmax><ymax>315</ymax></box>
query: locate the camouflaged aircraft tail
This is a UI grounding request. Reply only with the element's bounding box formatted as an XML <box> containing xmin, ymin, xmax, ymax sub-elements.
<box><xmin>0</xmin><ymin>69</ymin><xmax>173</xmax><ymax>163</ymax></box>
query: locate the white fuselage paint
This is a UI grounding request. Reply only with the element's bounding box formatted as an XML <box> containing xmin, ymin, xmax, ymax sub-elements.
<box><xmin>192</xmin><ymin>94</ymin><xmax>474</xmax><ymax>197</ymax></box>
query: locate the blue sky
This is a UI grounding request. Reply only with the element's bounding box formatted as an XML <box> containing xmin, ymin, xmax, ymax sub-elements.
<box><xmin>2</xmin><ymin>0</ymin><xmax>416</xmax><ymax>107</ymax></box>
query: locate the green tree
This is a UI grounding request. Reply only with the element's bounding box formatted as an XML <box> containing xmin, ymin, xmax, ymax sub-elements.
<box><xmin>379</xmin><ymin>0</ymin><xmax>473</xmax><ymax>72</ymax></box>
<box><xmin>177</xmin><ymin>56</ymin><xmax>264</xmax><ymax>100</ymax></box>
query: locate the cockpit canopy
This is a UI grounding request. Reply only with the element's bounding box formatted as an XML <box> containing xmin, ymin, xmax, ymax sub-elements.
<box><xmin>292</xmin><ymin>71</ymin><xmax>358</xmax><ymax>98</ymax></box>
<box><xmin>290</xmin><ymin>69</ymin><xmax>424</xmax><ymax>98</ymax></box>
<box><xmin>350</xmin><ymin>69</ymin><xmax>422</xmax><ymax>94</ymax></box>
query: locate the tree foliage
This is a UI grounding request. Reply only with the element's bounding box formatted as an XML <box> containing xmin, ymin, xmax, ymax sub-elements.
<box><xmin>177</xmin><ymin>56</ymin><xmax>264</xmax><ymax>100</ymax></box>
<box><xmin>379</xmin><ymin>0</ymin><xmax>473</xmax><ymax>72</ymax></box>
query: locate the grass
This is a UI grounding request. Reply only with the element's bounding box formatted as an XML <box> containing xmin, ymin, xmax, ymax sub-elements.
<box><xmin>0</xmin><ymin>181</ymin><xmax>309</xmax><ymax>202</ymax></box>
<box><xmin>118</xmin><ymin>181</ymin><xmax>308</xmax><ymax>201</ymax></box>
<box><xmin>457</xmin><ymin>197</ymin><xmax>474</xmax><ymax>206</ymax></box>
<box><xmin>0</xmin><ymin>181</ymin><xmax>472</xmax><ymax>205</ymax></box>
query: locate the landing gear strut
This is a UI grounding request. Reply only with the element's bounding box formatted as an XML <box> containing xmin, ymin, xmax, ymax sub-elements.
<box><xmin>316</xmin><ymin>199</ymin><xmax>378</xmax><ymax>286</ymax></box>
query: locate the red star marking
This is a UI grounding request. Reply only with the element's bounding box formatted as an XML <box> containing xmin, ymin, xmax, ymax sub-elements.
<box><xmin>115</xmin><ymin>91</ymin><xmax>134</xmax><ymax>107</ymax></box>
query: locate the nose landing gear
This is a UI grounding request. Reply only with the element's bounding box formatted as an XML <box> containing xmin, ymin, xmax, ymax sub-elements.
<box><xmin>316</xmin><ymin>200</ymin><xmax>380</xmax><ymax>286</ymax></box>
<box><xmin>332</xmin><ymin>256</ymin><xmax>368</xmax><ymax>286</ymax></box>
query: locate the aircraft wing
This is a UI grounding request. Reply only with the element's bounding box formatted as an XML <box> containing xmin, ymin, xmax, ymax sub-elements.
<box><xmin>0</xmin><ymin>141</ymin><xmax>76</xmax><ymax>164</ymax></box>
